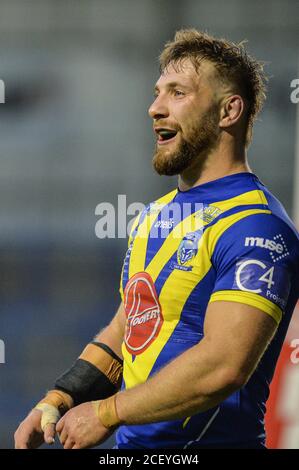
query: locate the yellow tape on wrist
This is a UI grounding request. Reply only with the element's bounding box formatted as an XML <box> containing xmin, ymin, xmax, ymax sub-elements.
<box><xmin>37</xmin><ymin>389</ymin><xmax>73</xmax><ymax>416</ymax></box>
<box><xmin>35</xmin><ymin>403</ymin><xmax>61</xmax><ymax>432</ymax></box>
<box><xmin>79</xmin><ymin>343</ymin><xmax>123</xmax><ymax>388</ymax></box>
<box><xmin>93</xmin><ymin>394</ymin><xmax>122</xmax><ymax>429</ymax></box>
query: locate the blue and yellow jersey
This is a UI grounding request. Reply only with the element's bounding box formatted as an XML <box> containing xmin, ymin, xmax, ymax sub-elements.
<box><xmin>116</xmin><ymin>172</ymin><xmax>299</xmax><ymax>449</ymax></box>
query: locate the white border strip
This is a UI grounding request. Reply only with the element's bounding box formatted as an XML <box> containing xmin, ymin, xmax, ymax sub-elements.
<box><xmin>293</xmin><ymin>66</ymin><xmax>299</xmax><ymax>227</ymax></box>
<box><xmin>183</xmin><ymin>407</ymin><xmax>220</xmax><ymax>449</ymax></box>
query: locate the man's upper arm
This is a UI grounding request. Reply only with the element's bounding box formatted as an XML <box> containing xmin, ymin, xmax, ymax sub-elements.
<box><xmin>203</xmin><ymin>212</ymin><xmax>298</xmax><ymax>384</ymax></box>
<box><xmin>203</xmin><ymin>300</ymin><xmax>278</xmax><ymax>386</ymax></box>
<box><xmin>114</xmin><ymin>301</ymin><xmax>126</xmax><ymax>335</ymax></box>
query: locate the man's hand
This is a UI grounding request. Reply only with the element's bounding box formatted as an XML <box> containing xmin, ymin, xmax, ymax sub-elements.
<box><xmin>56</xmin><ymin>402</ymin><xmax>112</xmax><ymax>449</ymax></box>
<box><xmin>14</xmin><ymin>409</ymin><xmax>56</xmax><ymax>449</ymax></box>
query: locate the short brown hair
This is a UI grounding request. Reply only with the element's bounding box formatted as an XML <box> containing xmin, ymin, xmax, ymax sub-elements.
<box><xmin>159</xmin><ymin>29</ymin><xmax>267</xmax><ymax>146</ymax></box>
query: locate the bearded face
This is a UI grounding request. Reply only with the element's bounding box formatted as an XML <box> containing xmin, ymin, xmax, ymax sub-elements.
<box><xmin>149</xmin><ymin>60</ymin><xmax>223</xmax><ymax>177</ymax></box>
<box><xmin>152</xmin><ymin>102</ymin><xmax>220</xmax><ymax>176</ymax></box>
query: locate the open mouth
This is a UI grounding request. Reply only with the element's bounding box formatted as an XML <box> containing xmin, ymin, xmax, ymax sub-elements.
<box><xmin>155</xmin><ymin>128</ymin><xmax>178</xmax><ymax>144</ymax></box>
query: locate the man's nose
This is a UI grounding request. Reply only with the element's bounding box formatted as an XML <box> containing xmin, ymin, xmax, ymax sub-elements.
<box><xmin>148</xmin><ymin>95</ymin><xmax>169</xmax><ymax>119</ymax></box>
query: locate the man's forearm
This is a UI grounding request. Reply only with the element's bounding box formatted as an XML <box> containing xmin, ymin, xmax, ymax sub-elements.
<box><xmin>94</xmin><ymin>302</ymin><xmax>125</xmax><ymax>360</ymax></box>
<box><xmin>52</xmin><ymin>303</ymin><xmax>125</xmax><ymax>407</ymax></box>
<box><xmin>115</xmin><ymin>338</ymin><xmax>240</xmax><ymax>425</ymax></box>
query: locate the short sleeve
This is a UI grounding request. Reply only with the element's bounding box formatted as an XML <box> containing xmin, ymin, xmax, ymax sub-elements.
<box><xmin>210</xmin><ymin>213</ymin><xmax>299</xmax><ymax>324</ymax></box>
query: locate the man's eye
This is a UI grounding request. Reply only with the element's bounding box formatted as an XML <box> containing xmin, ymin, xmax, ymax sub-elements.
<box><xmin>174</xmin><ymin>90</ymin><xmax>184</xmax><ymax>96</ymax></box>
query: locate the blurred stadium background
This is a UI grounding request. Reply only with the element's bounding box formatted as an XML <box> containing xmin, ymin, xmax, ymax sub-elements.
<box><xmin>0</xmin><ymin>0</ymin><xmax>298</xmax><ymax>449</ymax></box>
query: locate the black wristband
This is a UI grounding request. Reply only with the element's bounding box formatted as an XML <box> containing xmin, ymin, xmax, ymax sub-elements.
<box><xmin>55</xmin><ymin>359</ymin><xmax>118</xmax><ymax>406</ymax></box>
<box><xmin>91</xmin><ymin>341</ymin><xmax>122</xmax><ymax>363</ymax></box>
<box><xmin>54</xmin><ymin>342</ymin><xmax>123</xmax><ymax>406</ymax></box>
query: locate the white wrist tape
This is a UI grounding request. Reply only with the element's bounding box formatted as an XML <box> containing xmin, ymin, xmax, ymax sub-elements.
<box><xmin>35</xmin><ymin>403</ymin><xmax>61</xmax><ymax>432</ymax></box>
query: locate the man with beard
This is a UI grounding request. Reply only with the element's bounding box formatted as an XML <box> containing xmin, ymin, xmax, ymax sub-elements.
<box><xmin>15</xmin><ymin>29</ymin><xmax>299</xmax><ymax>450</ymax></box>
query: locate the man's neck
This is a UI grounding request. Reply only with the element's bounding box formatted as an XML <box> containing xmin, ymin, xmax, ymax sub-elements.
<box><xmin>178</xmin><ymin>142</ymin><xmax>250</xmax><ymax>191</ymax></box>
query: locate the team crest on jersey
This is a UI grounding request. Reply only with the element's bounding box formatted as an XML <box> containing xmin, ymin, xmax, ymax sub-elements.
<box><xmin>174</xmin><ymin>231</ymin><xmax>202</xmax><ymax>271</ymax></box>
<box><xmin>194</xmin><ymin>205</ymin><xmax>222</xmax><ymax>224</ymax></box>
<box><xmin>124</xmin><ymin>272</ymin><xmax>163</xmax><ymax>355</ymax></box>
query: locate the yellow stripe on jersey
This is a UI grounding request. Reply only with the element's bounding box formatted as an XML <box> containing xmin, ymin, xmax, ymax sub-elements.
<box><xmin>128</xmin><ymin>189</ymin><xmax>177</xmax><ymax>279</ymax></box>
<box><xmin>141</xmin><ymin>190</ymin><xmax>269</xmax><ymax>281</ymax></box>
<box><xmin>210</xmin><ymin>290</ymin><xmax>282</xmax><ymax>324</ymax></box>
<box><xmin>120</xmin><ymin>189</ymin><xmax>267</xmax><ymax>302</ymax></box>
<box><xmin>122</xmin><ymin>207</ymin><xmax>271</xmax><ymax>388</ymax></box>
<box><xmin>212</xmin><ymin>189</ymin><xmax>268</xmax><ymax>211</ymax></box>
<box><xmin>119</xmin><ymin>211</ymin><xmax>143</xmax><ymax>302</ymax></box>
<box><xmin>183</xmin><ymin>417</ymin><xmax>191</xmax><ymax>428</ymax></box>
<box><xmin>206</xmin><ymin>209</ymin><xmax>271</xmax><ymax>257</ymax></box>
<box><xmin>145</xmin><ymin>209</ymin><xmax>205</xmax><ymax>281</ymax></box>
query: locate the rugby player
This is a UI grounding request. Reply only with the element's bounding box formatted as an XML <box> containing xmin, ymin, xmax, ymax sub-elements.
<box><xmin>15</xmin><ymin>29</ymin><xmax>299</xmax><ymax>449</ymax></box>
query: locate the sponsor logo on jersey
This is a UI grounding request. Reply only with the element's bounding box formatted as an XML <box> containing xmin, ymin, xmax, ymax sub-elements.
<box><xmin>233</xmin><ymin>258</ymin><xmax>291</xmax><ymax>310</ymax></box>
<box><xmin>124</xmin><ymin>272</ymin><xmax>163</xmax><ymax>355</ymax></box>
<box><xmin>154</xmin><ymin>218</ymin><xmax>174</xmax><ymax>229</ymax></box>
<box><xmin>194</xmin><ymin>205</ymin><xmax>222</xmax><ymax>224</ymax></box>
<box><xmin>244</xmin><ymin>234</ymin><xmax>289</xmax><ymax>262</ymax></box>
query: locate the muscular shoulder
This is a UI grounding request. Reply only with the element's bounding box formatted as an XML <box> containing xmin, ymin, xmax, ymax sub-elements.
<box><xmin>209</xmin><ymin>211</ymin><xmax>299</xmax><ymax>323</ymax></box>
<box><xmin>213</xmin><ymin>211</ymin><xmax>299</xmax><ymax>270</ymax></box>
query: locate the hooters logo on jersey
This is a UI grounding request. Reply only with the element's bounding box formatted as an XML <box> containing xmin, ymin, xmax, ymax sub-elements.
<box><xmin>124</xmin><ymin>272</ymin><xmax>163</xmax><ymax>355</ymax></box>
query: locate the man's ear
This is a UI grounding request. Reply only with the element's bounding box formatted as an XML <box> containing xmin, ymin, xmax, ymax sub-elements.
<box><xmin>219</xmin><ymin>95</ymin><xmax>245</xmax><ymax>129</ymax></box>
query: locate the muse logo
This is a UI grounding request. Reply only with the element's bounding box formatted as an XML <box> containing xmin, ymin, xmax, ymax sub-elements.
<box><xmin>244</xmin><ymin>234</ymin><xmax>289</xmax><ymax>262</ymax></box>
